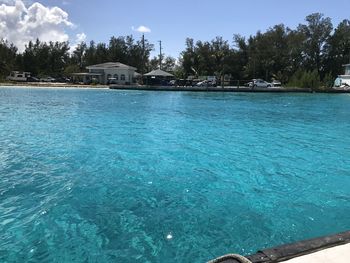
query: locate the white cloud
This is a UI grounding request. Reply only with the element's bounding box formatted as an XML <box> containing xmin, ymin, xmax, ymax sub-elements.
<box><xmin>132</xmin><ymin>25</ymin><xmax>151</xmax><ymax>33</ymax></box>
<box><xmin>0</xmin><ymin>0</ymin><xmax>74</xmax><ymax>52</ymax></box>
<box><xmin>70</xmin><ymin>32</ymin><xmax>87</xmax><ymax>53</ymax></box>
<box><xmin>75</xmin><ymin>32</ymin><xmax>86</xmax><ymax>43</ymax></box>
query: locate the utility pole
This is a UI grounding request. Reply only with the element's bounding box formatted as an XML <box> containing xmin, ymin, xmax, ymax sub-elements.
<box><xmin>158</xmin><ymin>40</ymin><xmax>162</xmax><ymax>70</ymax></box>
<box><xmin>348</xmin><ymin>36</ymin><xmax>350</xmax><ymax>64</ymax></box>
<box><xmin>141</xmin><ymin>34</ymin><xmax>145</xmax><ymax>84</ymax></box>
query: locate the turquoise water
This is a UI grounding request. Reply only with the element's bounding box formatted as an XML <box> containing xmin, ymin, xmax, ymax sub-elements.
<box><xmin>1</xmin><ymin>87</ymin><xmax>350</xmax><ymax>263</ymax></box>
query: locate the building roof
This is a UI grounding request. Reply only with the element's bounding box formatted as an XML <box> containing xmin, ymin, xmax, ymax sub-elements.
<box><xmin>134</xmin><ymin>72</ymin><xmax>142</xmax><ymax>77</ymax></box>
<box><xmin>71</xmin><ymin>72</ymin><xmax>102</xmax><ymax>76</ymax></box>
<box><xmin>144</xmin><ymin>69</ymin><xmax>174</xmax><ymax>77</ymax></box>
<box><xmin>86</xmin><ymin>62</ymin><xmax>137</xmax><ymax>70</ymax></box>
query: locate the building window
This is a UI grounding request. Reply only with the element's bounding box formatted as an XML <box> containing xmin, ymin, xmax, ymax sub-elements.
<box><xmin>121</xmin><ymin>74</ymin><xmax>125</xmax><ymax>81</ymax></box>
<box><xmin>107</xmin><ymin>74</ymin><xmax>111</xmax><ymax>79</ymax></box>
<box><xmin>113</xmin><ymin>74</ymin><xmax>118</xmax><ymax>80</ymax></box>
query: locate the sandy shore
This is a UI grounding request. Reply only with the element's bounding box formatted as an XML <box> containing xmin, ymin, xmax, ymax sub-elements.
<box><xmin>0</xmin><ymin>82</ymin><xmax>109</xmax><ymax>89</ymax></box>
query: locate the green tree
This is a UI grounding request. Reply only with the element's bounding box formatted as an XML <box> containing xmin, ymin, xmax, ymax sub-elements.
<box><xmin>21</xmin><ymin>39</ymin><xmax>69</xmax><ymax>77</ymax></box>
<box><xmin>71</xmin><ymin>41</ymin><xmax>87</xmax><ymax>69</ymax></box>
<box><xmin>95</xmin><ymin>43</ymin><xmax>108</xmax><ymax>64</ymax></box>
<box><xmin>180</xmin><ymin>38</ymin><xmax>199</xmax><ymax>77</ymax></box>
<box><xmin>148</xmin><ymin>56</ymin><xmax>160</xmax><ymax>70</ymax></box>
<box><xmin>297</xmin><ymin>13</ymin><xmax>333</xmax><ymax>75</ymax></box>
<box><xmin>232</xmin><ymin>34</ymin><xmax>248</xmax><ymax>80</ymax></box>
<box><xmin>285</xmin><ymin>29</ymin><xmax>305</xmax><ymax>81</ymax></box>
<box><xmin>162</xmin><ymin>56</ymin><xmax>176</xmax><ymax>72</ymax></box>
<box><xmin>47</xmin><ymin>41</ymin><xmax>70</xmax><ymax>76</ymax></box>
<box><xmin>195</xmin><ymin>40</ymin><xmax>214</xmax><ymax>75</ymax></box>
<box><xmin>0</xmin><ymin>39</ymin><xmax>18</xmax><ymax>79</ymax></box>
<box><xmin>108</xmin><ymin>36</ymin><xmax>127</xmax><ymax>63</ymax></box>
<box><xmin>85</xmin><ymin>41</ymin><xmax>97</xmax><ymax>65</ymax></box>
<box><xmin>324</xmin><ymin>19</ymin><xmax>350</xmax><ymax>77</ymax></box>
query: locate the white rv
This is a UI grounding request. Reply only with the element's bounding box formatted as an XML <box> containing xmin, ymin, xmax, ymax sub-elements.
<box><xmin>6</xmin><ymin>71</ymin><xmax>31</xmax><ymax>82</ymax></box>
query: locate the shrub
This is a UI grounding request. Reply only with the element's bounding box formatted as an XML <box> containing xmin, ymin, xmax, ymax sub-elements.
<box><xmin>287</xmin><ymin>70</ymin><xmax>320</xmax><ymax>90</ymax></box>
<box><xmin>321</xmin><ymin>72</ymin><xmax>334</xmax><ymax>89</ymax></box>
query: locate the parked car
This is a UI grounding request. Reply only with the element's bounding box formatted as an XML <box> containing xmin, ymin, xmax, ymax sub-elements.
<box><xmin>40</xmin><ymin>77</ymin><xmax>56</xmax><ymax>82</ymax></box>
<box><xmin>196</xmin><ymin>80</ymin><xmax>208</xmax><ymax>87</ymax></box>
<box><xmin>272</xmin><ymin>80</ymin><xmax>282</xmax><ymax>87</ymax></box>
<box><xmin>249</xmin><ymin>79</ymin><xmax>272</xmax><ymax>88</ymax></box>
<box><xmin>196</xmin><ymin>80</ymin><xmax>217</xmax><ymax>87</ymax></box>
<box><xmin>107</xmin><ymin>77</ymin><xmax>117</xmax><ymax>84</ymax></box>
<box><xmin>27</xmin><ymin>76</ymin><xmax>40</xmax><ymax>82</ymax></box>
<box><xmin>168</xmin><ymin>80</ymin><xmax>176</xmax><ymax>86</ymax></box>
<box><xmin>56</xmin><ymin>77</ymin><xmax>71</xmax><ymax>83</ymax></box>
<box><xmin>246</xmin><ymin>81</ymin><xmax>253</xmax><ymax>87</ymax></box>
<box><xmin>209</xmin><ymin>80</ymin><xmax>217</xmax><ymax>87</ymax></box>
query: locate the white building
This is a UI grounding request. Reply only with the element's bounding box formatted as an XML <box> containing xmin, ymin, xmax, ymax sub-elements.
<box><xmin>73</xmin><ymin>62</ymin><xmax>137</xmax><ymax>85</ymax></box>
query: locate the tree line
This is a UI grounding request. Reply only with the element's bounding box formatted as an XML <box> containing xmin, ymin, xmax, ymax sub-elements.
<box><xmin>1</xmin><ymin>13</ymin><xmax>350</xmax><ymax>87</ymax></box>
<box><xmin>0</xmin><ymin>34</ymin><xmax>177</xmax><ymax>81</ymax></box>
<box><xmin>179</xmin><ymin>13</ymin><xmax>350</xmax><ymax>88</ymax></box>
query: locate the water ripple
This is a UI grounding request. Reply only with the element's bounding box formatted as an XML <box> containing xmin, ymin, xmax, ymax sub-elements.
<box><xmin>1</xmin><ymin>88</ymin><xmax>350</xmax><ymax>262</ymax></box>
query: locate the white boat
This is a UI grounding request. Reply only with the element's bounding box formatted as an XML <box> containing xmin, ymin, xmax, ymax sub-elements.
<box><xmin>209</xmin><ymin>230</ymin><xmax>350</xmax><ymax>263</ymax></box>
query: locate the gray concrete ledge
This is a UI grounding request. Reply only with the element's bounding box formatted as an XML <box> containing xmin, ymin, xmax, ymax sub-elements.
<box><xmin>110</xmin><ymin>85</ymin><xmax>350</xmax><ymax>93</ymax></box>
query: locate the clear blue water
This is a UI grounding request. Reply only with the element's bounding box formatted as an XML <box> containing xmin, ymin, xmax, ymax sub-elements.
<box><xmin>0</xmin><ymin>87</ymin><xmax>350</xmax><ymax>263</ymax></box>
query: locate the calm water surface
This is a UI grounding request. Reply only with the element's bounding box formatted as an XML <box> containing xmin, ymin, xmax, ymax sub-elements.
<box><xmin>0</xmin><ymin>87</ymin><xmax>350</xmax><ymax>262</ymax></box>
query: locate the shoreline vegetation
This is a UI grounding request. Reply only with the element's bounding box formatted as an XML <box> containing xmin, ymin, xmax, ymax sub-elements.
<box><xmin>1</xmin><ymin>13</ymin><xmax>350</xmax><ymax>89</ymax></box>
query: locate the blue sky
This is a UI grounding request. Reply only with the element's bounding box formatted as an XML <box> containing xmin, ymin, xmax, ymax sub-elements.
<box><xmin>1</xmin><ymin>0</ymin><xmax>350</xmax><ymax>57</ymax></box>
